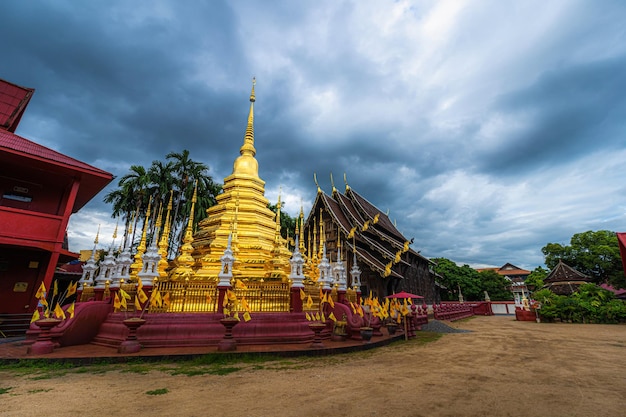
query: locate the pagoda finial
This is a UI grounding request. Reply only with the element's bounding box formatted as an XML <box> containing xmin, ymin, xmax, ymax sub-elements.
<box><xmin>344</xmin><ymin>173</ymin><xmax>350</xmax><ymax>191</ymax></box>
<box><xmin>94</xmin><ymin>224</ymin><xmax>100</xmax><ymax>245</ymax></box>
<box><xmin>330</xmin><ymin>172</ymin><xmax>337</xmax><ymax>193</ymax></box>
<box><xmin>232</xmin><ymin>78</ymin><xmax>259</xmax><ymax>177</ymax></box>
<box><xmin>241</xmin><ymin>78</ymin><xmax>256</xmax><ymax>156</ymax></box>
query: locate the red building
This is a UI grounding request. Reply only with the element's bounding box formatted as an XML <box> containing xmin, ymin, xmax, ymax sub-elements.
<box><xmin>0</xmin><ymin>78</ymin><xmax>112</xmax><ymax>333</ymax></box>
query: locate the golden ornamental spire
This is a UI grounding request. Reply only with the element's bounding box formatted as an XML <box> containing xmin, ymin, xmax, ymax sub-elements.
<box><xmin>318</xmin><ymin>209</ymin><xmax>325</xmax><ymax>259</ymax></box>
<box><xmin>274</xmin><ymin>189</ymin><xmax>282</xmax><ymax>243</ymax></box>
<box><xmin>298</xmin><ymin>204</ymin><xmax>306</xmax><ymax>255</ymax></box>
<box><xmin>94</xmin><ymin>224</ymin><xmax>100</xmax><ymax>245</ymax></box>
<box><xmin>344</xmin><ymin>173</ymin><xmax>350</xmax><ymax>191</ymax></box>
<box><xmin>157</xmin><ymin>190</ymin><xmax>173</xmax><ymax>278</ymax></box>
<box><xmin>131</xmin><ymin>197</ymin><xmax>152</xmax><ymax>281</ymax></box>
<box><xmin>330</xmin><ymin>173</ymin><xmax>337</xmax><ymax>194</ymax></box>
<box><xmin>232</xmin><ymin>77</ymin><xmax>259</xmax><ymax>177</ymax></box>
<box><xmin>170</xmin><ymin>182</ymin><xmax>198</xmax><ymax>280</ymax></box>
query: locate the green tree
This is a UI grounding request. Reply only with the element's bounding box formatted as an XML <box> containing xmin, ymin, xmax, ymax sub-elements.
<box><xmin>432</xmin><ymin>258</ymin><xmax>482</xmax><ymax>301</ymax></box>
<box><xmin>525</xmin><ymin>266</ymin><xmax>548</xmax><ymax>291</ymax></box>
<box><xmin>104</xmin><ymin>151</ymin><xmax>222</xmax><ymax>259</ymax></box>
<box><xmin>477</xmin><ymin>269</ymin><xmax>513</xmax><ymax>301</ymax></box>
<box><xmin>542</xmin><ymin>230</ymin><xmax>624</xmax><ymax>288</ymax></box>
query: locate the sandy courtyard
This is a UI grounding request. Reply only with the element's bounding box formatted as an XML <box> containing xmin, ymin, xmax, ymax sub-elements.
<box><xmin>1</xmin><ymin>315</ymin><xmax>625</xmax><ymax>417</ymax></box>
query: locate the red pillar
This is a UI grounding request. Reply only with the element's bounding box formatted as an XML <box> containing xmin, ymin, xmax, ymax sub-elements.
<box><xmin>291</xmin><ymin>287</ymin><xmax>303</xmax><ymax>313</ymax></box>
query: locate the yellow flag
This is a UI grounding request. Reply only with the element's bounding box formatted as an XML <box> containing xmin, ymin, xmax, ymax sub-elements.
<box><xmin>222</xmin><ymin>293</ymin><xmax>229</xmax><ymax>307</ymax></box>
<box><xmin>120</xmin><ymin>295</ymin><xmax>127</xmax><ymax>309</ymax></box>
<box><xmin>243</xmin><ymin>311</ymin><xmax>251</xmax><ymax>322</ymax></box>
<box><xmin>30</xmin><ymin>310</ymin><xmax>40</xmax><ymax>323</ymax></box>
<box><xmin>67</xmin><ymin>281</ymin><xmax>77</xmax><ymax>297</ymax></box>
<box><xmin>306</xmin><ymin>312</ymin><xmax>312</xmax><ymax>321</ymax></box>
<box><xmin>306</xmin><ymin>295</ymin><xmax>313</xmax><ymax>309</ymax></box>
<box><xmin>329</xmin><ymin>312</ymin><xmax>337</xmax><ymax>322</ymax></box>
<box><xmin>150</xmin><ymin>290</ymin><xmax>162</xmax><ymax>307</ymax></box>
<box><xmin>224</xmin><ymin>308</ymin><xmax>230</xmax><ymax>316</ymax></box>
<box><xmin>119</xmin><ymin>288</ymin><xmax>131</xmax><ymax>300</ymax></box>
<box><xmin>235</xmin><ymin>279</ymin><xmax>248</xmax><ymax>289</ymax></box>
<box><xmin>137</xmin><ymin>288</ymin><xmax>148</xmax><ymax>303</ymax></box>
<box><xmin>233</xmin><ymin>311</ymin><xmax>240</xmax><ymax>321</ymax></box>
<box><xmin>206</xmin><ymin>292</ymin><xmax>213</xmax><ymax>304</ymax></box>
<box><xmin>300</xmin><ymin>288</ymin><xmax>306</xmax><ymax>301</ymax></box>
<box><xmin>350</xmin><ymin>302</ymin><xmax>356</xmax><ymax>314</ymax></box>
<box><xmin>35</xmin><ymin>282</ymin><xmax>46</xmax><ymax>299</ymax></box>
<box><xmin>163</xmin><ymin>292</ymin><xmax>171</xmax><ymax>307</ymax></box>
<box><xmin>241</xmin><ymin>297</ymin><xmax>251</xmax><ymax>313</ymax></box>
<box><xmin>408</xmin><ymin>297</ymin><xmax>413</xmax><ymax>305</ymax></box>
<box><xmin>315</xmin><ymin>312</ymin><xmax>320</xmax><ymax>321</ymax></box>
<box><xmin>137</xmin><ymin>277</ymin><xmax>143</xmax><ymax>291</ymax></box>
<box><xmin>321</xmin><ymin>292</ymin><xmax>328</xmax><ymax>304</ymax></box>
<box><xmin>67</xmin><ymin>302</ymin><xmax>75</xmax><ymax>319</ymax></box>
<box><xmin>54</xmin><ymin>303</ymin><xmax>65</xmax><ymax>320</ymax></box>
<box><xmin>357</xmin><ymin>305</ymin><xmax>364</xmax><ymax>317</ymax></box>
<box><xmin>134</xmin><ymin>296</ymin><xmax>142</xmax><ymax>311</ymax></box>
<box><xmin>39</xmin><ymin>297</ymin><xmax>48</xmax><ymax>307</ymax></box>
<box><xmin>114</xmin><ymin>293</ymin><xmax>121</xmax><ymax>310</ymax></box>
<box><xmin>227</xmin><ymin>289</ymin><xmax>237</xmax><ymax>301</ymax></box>
<box><xmin>53</xmin><ymin>280</ymin><xmax>59</xmax><ymax>297</ymax></box>
<box><xmin>396</xmin><ymin>314</ymin><xmax>402</xmax><ymax>323</ymax></box>
<box><xmin>328</xmin><ymin>296</ymin><xmax>335</xmax><ymax>309</ymax></box>
<box><xmin>321</xmin><ymin>312</ymin><xmax>326</xmax><ymax>322</ymax></box>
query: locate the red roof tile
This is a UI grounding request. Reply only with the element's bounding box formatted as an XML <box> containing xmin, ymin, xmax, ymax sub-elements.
<box><xmin>0</xmin><ymin>79</ymin><xmax>34</xmax><ymax>132</ymax></box>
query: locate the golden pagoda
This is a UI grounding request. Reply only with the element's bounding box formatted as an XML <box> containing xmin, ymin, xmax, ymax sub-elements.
<box><xmin>192</xmin><ymin>79</ymin><xmax>292</xmax><ymax>281</ymax></box>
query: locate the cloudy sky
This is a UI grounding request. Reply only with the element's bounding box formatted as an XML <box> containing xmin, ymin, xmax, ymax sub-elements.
<box><xmin>2</xmin><ymin>0</ymin><xmax>625</xmax><ymax>270</ymax></box>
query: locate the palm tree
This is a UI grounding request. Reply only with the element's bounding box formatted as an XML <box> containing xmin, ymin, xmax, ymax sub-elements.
<box><xmin>167</xmin><ymin>150</ymin><xmax>221</xmax><ymax>256</ymax></box>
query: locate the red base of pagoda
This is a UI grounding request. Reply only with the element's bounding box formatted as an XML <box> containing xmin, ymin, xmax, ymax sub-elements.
<box><xmin>92</xmin><ymin>312</ymin><xmax>323</xmax><ymax>349</ymax></box>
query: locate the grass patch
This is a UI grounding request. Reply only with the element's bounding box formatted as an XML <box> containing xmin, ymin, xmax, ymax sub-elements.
<box><xmin>28</xmin><ymin>388</ymin><xmax>53</xmax><ymax>394</ymax></box>
<box><xmin>146</xmin><ymin>388</ymin><xmax>169</xmax><ymax>395</ymax></box>
<box><xmin>0</xmin><ymin>387</ymin><xmax>13</xmax><ymax>395</ymax></box>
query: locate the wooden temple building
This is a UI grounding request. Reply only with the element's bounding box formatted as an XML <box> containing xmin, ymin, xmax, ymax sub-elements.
<box><xmin>302</xmin><ymin>180</ymin><xmax>437</xmax><ymax>303</ymax></box>
<box><xmin>542</xmin><ymin>260</ymin><xmax>591</xmax><ymax>295</ymax></box>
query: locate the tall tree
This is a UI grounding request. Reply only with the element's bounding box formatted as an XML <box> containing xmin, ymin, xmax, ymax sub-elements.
<box><xmin>104</xmin><ymin>151</ymin><xmax>222</xmax><ymax>259</ymax></box>
<box><xmin>542</xmin><ymin>230</ymin><xmax>624</xmax><ymax>287</ymax></box>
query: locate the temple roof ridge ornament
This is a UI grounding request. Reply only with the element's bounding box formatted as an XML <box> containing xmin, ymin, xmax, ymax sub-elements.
<box><xmin>343</xmin><ymin>173</ymin><xmax>350</xmax><ymax>191</ymax></box>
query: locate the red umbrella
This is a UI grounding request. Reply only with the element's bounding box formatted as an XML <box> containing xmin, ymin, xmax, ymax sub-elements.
<box><xmin>385</xmin><ymin>291</ymin><xmax>424</xmax><ymax>299</ymax></box>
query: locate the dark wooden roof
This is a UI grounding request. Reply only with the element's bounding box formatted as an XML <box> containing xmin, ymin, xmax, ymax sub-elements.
<box><xmin>305</xmin><ymin>186</ymin><xmax>430</xmax><ymax>279</ymax></box>
<box><xmin>544</xmin><ymin>260</ymin><xmax>590</xmax><ymax>283</ymax></box>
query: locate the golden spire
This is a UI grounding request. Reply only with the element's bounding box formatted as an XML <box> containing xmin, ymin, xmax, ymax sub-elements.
<box><xmin>170</xmin><ymin>182</ymin><xmax>197</xmax><ymax>280</ymax></box>
<box><xmin>232</xmin><ymin>78</ymin><xmax>258</xmax><ymax>177</ymax></box>
<box><xmin>94</xmin><ymin>224</ymin><xmax>100</xmax><ymax>245</ymax></box>
<box><xmin>330</xmin><ymin>173</ymin><xmax>337</xmax><ymax>194</ymax></box>
<box><xmin>298</xmin><ymin>203</ymin><xmax>306</xmax><ymax>255</ymax></box>
<box><xmin>157</xmin><ymin>190</ymin><xmax>173</xmax><ymax>278</ymax></box>
<box><xmin>274</xmin><ymin>188</ymin><xmax>282</xmax><ymax>243</ymax></box>
<box><xmin>130</xmin><ymin>197</ymin><xmax>152</xmax><ymax>281</ymax></box>
<box><xmin>318</xmin><ymin>209</ymin><xmax>325</xmax><ymax>259</ymax></box>
<box><xmin>344</xmin><ymin>173</ymin><xmax>350</xmax><ymax>191</ymax></box>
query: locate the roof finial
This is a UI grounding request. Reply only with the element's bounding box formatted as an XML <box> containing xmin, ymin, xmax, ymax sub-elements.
<box><xmin>240</xmin><ymin>77</ymin><xmax>256</xmax><ymax>156</ymax></box>
<box><xmin>344</xmin><ymin>173</ymin><xmax>350</xmax><ymax>191</ymax></box>
<box><xmin>330</xmin><ymin>173</ymin><xmax>336</xmax><ymax>193</ymax></box>
<box><xmin>314</xmin><ymin>172</ymin><xmax>321</xmax><ymax>193</ymax></box>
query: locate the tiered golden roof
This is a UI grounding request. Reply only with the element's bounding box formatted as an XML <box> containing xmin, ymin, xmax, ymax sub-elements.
<box><xmin>192</xmin><ymin>79</ymin><xmax>292</xmax><ymax>281</ymax></box>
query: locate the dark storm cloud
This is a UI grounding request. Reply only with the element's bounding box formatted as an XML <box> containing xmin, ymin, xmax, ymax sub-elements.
<box><xmin>482</xmin><ymin>54</ymin><xmax>626</xmax><ymax>174</ymax></box>
<box><xmin>2</xmin><ymin>0</ymin><xmax>626</xmax><ymax>270</ymax></box>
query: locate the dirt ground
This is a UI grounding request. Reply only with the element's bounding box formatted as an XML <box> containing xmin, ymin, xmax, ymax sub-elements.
<box><xmin>1</xmin><ymin>315</ymin><xmax>625</xmax><ymax>417</ymax></box>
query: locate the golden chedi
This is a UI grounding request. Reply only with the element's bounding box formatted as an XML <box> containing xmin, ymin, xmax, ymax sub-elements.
<box><xmin>192</xmin><ymin>79</ymin><xmax>292</xmax><ymax>281</ymax></box>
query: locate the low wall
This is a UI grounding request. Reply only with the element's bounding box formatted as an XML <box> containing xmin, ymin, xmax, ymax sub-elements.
<box><xmin>491</xmin><ymin>302</ymin><xmax>516</xmax><ymax>315</ymax></box>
